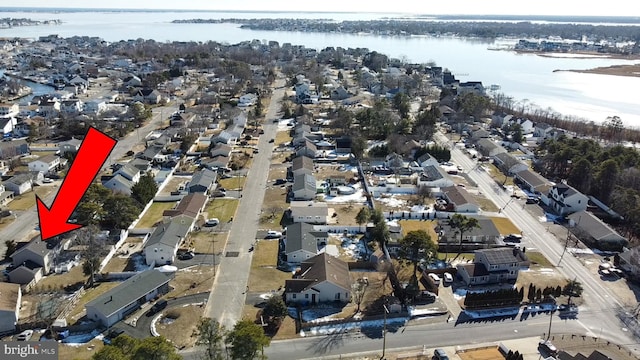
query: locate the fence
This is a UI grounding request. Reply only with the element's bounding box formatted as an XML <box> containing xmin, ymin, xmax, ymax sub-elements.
<box><xmin>311</xmin><ymin>225</ymin><xmax>364</xmax><ymax>234</ymax></box>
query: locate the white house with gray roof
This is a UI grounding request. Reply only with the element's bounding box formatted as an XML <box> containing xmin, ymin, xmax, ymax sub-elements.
<box><xmin>285</xmin><ymin>253</ymin><xmax>351</xmax><ymax>304</ymax></box>
<box><xmin>417</xmin><ymin>165</ymin><xmax>454</xmax><ymax>188</ymax></box>
<box><xmin>568</xmin><ymin>211</ymin><xmax>628</xmax><ymax>251</ymax></box>
<box><xmin>292</xmin><ymin>173</ymin><xmax>317</xmax><ymax>200</ymax></box>
<box><xmin>188</xmin><ymin>169</ymin><xmax>217</xmax><ymax>194</ymax></box>
<box><xmin>289</xmin><ymin>201</ymin><xmax>329</xmax><ymax>224</ymax></box>
<box><xmin>547</xmin><ymin>183</ymin><xmax>588</xmax><ymax>216</ymax></box>
<box><xmin>143</xmin><ymin>214</ymin><xmax>194</xmax><ymax>265</ymax></box>
<box><xmin>85</xmin><ymin>269</ymin><xmax>172</xmax><ymax>327</ymax></box>
<box><xmin>285</xmin><ymin>222</ymin><xmax>328</xmax><ymax>263</ymax></box>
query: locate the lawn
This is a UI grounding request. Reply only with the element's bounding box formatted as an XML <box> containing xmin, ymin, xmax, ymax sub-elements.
<box><xmin>36</xmin><ymin>265</ymin><xmax>87</xmax><ymax>292</ymax></box>
<box><xmin>259</xmin><ymin>187</ymin><xmax>289</xmax><ymax>228</ymax></box>
<box><xmin>487</xmin><ymin>163</ymin><xmax>515</xmax><ymax>187</ymax></box>
<box><xmin>242</xmin><ymin>304</ymin><xmax>298</xmax><ymax>340</ymax></box>
<box><xmin>186</xmin><ymin>231</ymin><xmax>227</xmax><ymax>254</ymax></box>
<box><xmin>205</xmin><ymin>198</ymin><xmax>239</xmax><ymax>223</ymax></box>
<box><xmin>457</xmin><ymin>346</ymin><xmax>503</xmax><ymax>360</ymax></box>
<box><xmin>102</xmin><ymin>256</ymin><xmax>129</xmax><ymax>273</ymax></box>
<box><xmin>159</xmin><ymin>177</ymin><xmax>189</xmax><ymax>195</ymax></box>
<box><xmin>332</xmin><ymin>203</ymin><xmax>367</xmax><ymax>226</ymax></box>
<box><xmin>57</xmin><ymin>339</ymin><xmax>104</xmax><ymax>360</ymax></box>
<box><xmin>135</xmin><ymin>202</ymin><xmax>177</xmax><ymax>228</ymax></box>
<box><xmin>169</xmin><ymin>265</ymin><xmax>215</xmax><ymax>297</ymax></box>
<box><xmin>67</xmin><ymin>282</ymin><xmax>121</xmax><ymax>323</ymax></box>
<box><xmin>489</xmin><ymin>216</ymin><xmax>521</xmax><ymax>235</ymax></box>
<box><xmin>351</xmin><ymin>271</ymin><xmax>393</xmax><ymax>315</ymax></box>
<box><xmin>398</xmin><ymin>220</ymin><xmax>439</xmax><ymax>242</ymax></box>
<box><xmin>247</xmin><ymin>240</ymin><xmax>291</xmax><ymax>293</ymax></box>
<box><xmin>156</xmin><ymin>305</ymin><xmax>203</xmax><ymax>348</ymax></box>
<box><xmin>526</xmin><ymin>251</ymin><xmax>554</xmax><ymax>267</ymax></box>
<box><xmin>9</xmin><ymin>186</ymin><xmax>56</xmax><ymax>211</ymax></box>
<box><xmin>475</xmin><ymin>196</ymin><xmax>499</xmax><ymax>212</ymax></box>
<box><xmin>218</xmin><ymin>176</ymin><xmax>246</xmax><ymax>190</ymax></box>
<box><xmin>274</xmin><ymin>131</ymin><xmax>292</xmax><ymax>146</ymax></box>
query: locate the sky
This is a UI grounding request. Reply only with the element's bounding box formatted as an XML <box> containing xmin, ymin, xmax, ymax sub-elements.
<box><xmin>7</xmin><ymin>0</ymin><xmax>640</xmax><ymax>17</ymax></box>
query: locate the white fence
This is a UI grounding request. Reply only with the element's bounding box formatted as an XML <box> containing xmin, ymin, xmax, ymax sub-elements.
<box><xmin>369</xmin><ymin>186</ymin><xmax>418</xmax><ymax>196</ymax></box>
<box><xmin>312</xmin><ymin>225</ymin><xmax>364</xmax><ymax>234</ymax></box>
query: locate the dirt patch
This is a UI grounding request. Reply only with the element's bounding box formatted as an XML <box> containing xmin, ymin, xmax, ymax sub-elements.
<box><xmin>457</xmin><ymin>346</ymin><xmax>502</xmax><ymax>360</ymax></box>
<box><xmin>156</xmin><ymin>305</ymin><xmax>203</xmax><ymax>348</ymax></box>
<box><xmin>188</xmin><ymin>231</ymin><xmax>227</xmax><ymax>254</ymax></box>
<box><xmin>577</xmin><ymin>253</ymin><xmax>640</xmax><ymax>307</ymax></box>
<box><xmin>260</xmin><ymin>186</ymin><xmax>289</xmax><ymax>228</ymax></box>
<box><xmin>351</xmin><ymin>271</ymin><xmax>394</xmax><ymax>315</ymax></box>
<box><xmin>158</xmin><ymin>176</ymin><xmax>190</xmax><ymax>195</ymax></box>
<box><xmin>169</xmin><ymin>266</ymin><xmax>215</xmax><ymax>297</ymax></box>
<box><xmin>332</xmin><ymin>203</ymin><xmax>368</xmax><ymax>226</ymax></box>
<box><xmin>315</xmin><ymin>164</ymin><xmax>355</xmax><ymax>180</ymax></box>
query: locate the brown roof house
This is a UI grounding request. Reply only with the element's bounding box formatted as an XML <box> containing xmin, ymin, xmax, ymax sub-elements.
<box><xmin>162</xmin><ymin>193</ymin><xmax>207</xmax><ymax>219</ymax></box>
<box><xmin>441</xmin><ymin>186</ymin><xmax>480</xmax><ymax>213</ymax></box>
<box><xmin>285</xmin><ymin>253</ymin><xmax>351</xmax><ymax>305</ymax></box>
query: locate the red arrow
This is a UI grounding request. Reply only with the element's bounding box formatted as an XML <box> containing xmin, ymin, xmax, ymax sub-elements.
<box><xmin>36</xmin><ymin>127</ymin><xmax>117</xmax><ymax>240</ymax></box>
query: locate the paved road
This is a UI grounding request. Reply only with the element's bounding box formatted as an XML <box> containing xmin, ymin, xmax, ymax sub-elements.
<box><xmin>204</xmin><ymin>76</ymin><xmax>287</xmax><ymax>329</ymax></box>
<box><xmin>436</xmin><ymin>132</ymin><xmax>638</xmax><ymax>349</ymax></box>
<box><xmin>0</xmin><ymin>104</ymin><xmax>176</xmax><ymax>258</ymax></box>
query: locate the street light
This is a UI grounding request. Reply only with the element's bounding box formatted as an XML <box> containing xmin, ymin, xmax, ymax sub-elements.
<box><xmin>381</xmin><ymin>301</ymin><xmax>389</xmax><ymax>360</ymax></box>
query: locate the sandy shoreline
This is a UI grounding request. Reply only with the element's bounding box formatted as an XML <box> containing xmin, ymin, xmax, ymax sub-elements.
<box><xmin>554</xmin><ymin>63</ymin><xmax>640</xmax><ymax>78</ymax></box>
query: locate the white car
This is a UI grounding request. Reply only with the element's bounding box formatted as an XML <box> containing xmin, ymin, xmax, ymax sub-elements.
<box><xmin>205</xmin><ymin>218</ymin><xmax>220</xmax><ymax>226</ymax></box>
<box><xmin>428</xmin><ymin>273</ymin><xmax>441</xmax><ymax>285</ymax></box>
<box><xmin>16</xmin><ymin>329</ymin><xmax>33</xmax><ymax>341</ymax></box>
<box><xmin>265</xmin><ymin>230</ymin><xmax>282</xmax><ymax>239</ymax></box>
<box><xmin>443</xmin><ymin>272</ymin><xmax>453</xmax><ymax>283</ymax></box>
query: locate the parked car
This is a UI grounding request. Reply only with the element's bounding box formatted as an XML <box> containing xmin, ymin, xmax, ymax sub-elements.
<box><xmin>538</xmin><ymin>340</ymin><xmax>558</xmax><ymax>356</ymax></box>
<box><xmin>443</xmin><ymin>272</ymin><xmax>453</xmax><ymax>284</ymax></box>
<box><xmin>205</xmin><ymin>218</ymin><xmax>220</xmax><ymax>227</ymax></box>
<box><xmin>103</xmin><ymin>328</ymin><xmax>125</xmax><ymax>344</ymax></box>
<box><xmin>211</xmin><ymin>191</ymin><xmax>226</xmax><ymax>198</ymax></box>
<box><xmin>253</xmin><ymin>149</ymin><xmax>259</xmax><ymax>154</ymax></box>
<box><xmin>178</xmin><ymin>251</ymin><xmax>194</xmax><ymax>260</ymax></box>
<box><xmin>428</xmin><ymin>273</ymin><xmax>441</xmax><ymax>285</ymax></box>
<box><xmin>265</xmin><ymin>230</ymin><xmax>282</xmax><ymax>239</ymax></box>
<box><xmin>268</xmin><ymin>138</ymin><xmax>275</xmax><ymax>143</ymax></box>
<box><xmin>526</xmin><ymin>197</ymin><xmax>540</xmax><ymax>204</ymax></box>
<box><xmin>433</xmin><ymin>348</ymin><xmax>450</xmax><ymax>360</ymax></box>
<box><xmin>43</xmin><ymin>178</ymin><xmax>54</xmax><ymax>183</ymax></box>
<box><xmin>274</xmin><ymin>179</ymin><xmax>287</xmax><ymax>185</ymax></box>
<box><xmin>504</xmin><ymin>234</ymin><xmax>523</xmax><ymax>243</ymax></box>
<box><xmin>147</xmin><ymin>300</ymin><xmax>168</xmax><ymax>316</ymax></box>
<box><xmin>16</xmin><ymin>330</ymin><xmax>33</xmax><ymax>341</ymax></box>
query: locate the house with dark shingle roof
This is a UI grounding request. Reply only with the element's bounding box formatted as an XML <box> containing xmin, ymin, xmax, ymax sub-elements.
<box><xmin>436</xmin><ymin>216</ymin><xmax>501</xmax><ymax>248</ymax></box>
<box><xmin>492</xmin><ymin>152</ymin><xmax>527</xmax><ymax>175</ymax></box>
<box><xmin>85</xmin><ymin>269</ymin><xmax>172</xmax><ymax>327</ymax></box>
<box><xmin>143</xmin><ymin>214</ymin><xmax>194</xmax><ymax>265</ymax></box>
<box><xmin>417</xmin><ymin>165</ymin><xmax>454</xmax><ymax>188</ymax></box>
<box><xmin>188</xmin><ymin>169</ymin><xmax>217</xmax><ymax>194</ymax></box>
<box><xmin>514</xmin><ymin>169</ymin><xmax>551</xmax><ymax>195</ymax></box>
<box><xmin>547</xmin><ymin>183</ymin><xmax>588</xmax><ymax>216</ymax></box>
<box><xmin>456</xmin><ymin>247</ymin><xmax>529</xmax><ymax>285</ymax></box>
<box><xmin>475</xmin><ymin>138</ymin><xmax>506</xmax><ymax>157</ymax></box>
<box><xmin>291</xmin><ymin>155</ymin><xmax>314</xmax><ymax>177</ymax></box>
<box><xmin>284</xmin><ymin>222</ymin><xmax>328</xmax><ymax>262</ymax></box>
<box><xmin>285</xmin><ymin>253</ymin><xmax>351</xmax><ymax>304</ymax></box>
<box><xmin>568</xmin><ymin>211</ymin><xmax>627</xmax><ymax>251</ymax></box>
<box><xmin>162</xmin><ymin>193</ymin><xmax>207</xmax><ymax>219</ymax></box>
<box><xmin>292</xmin><ymin>173</ymin><xmax>317</xmax><ymax>200</ymax></box>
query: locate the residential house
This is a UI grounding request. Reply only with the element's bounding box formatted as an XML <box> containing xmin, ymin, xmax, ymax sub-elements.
<box><xmin>618</xmin><ymin>247</ymin><xmax>640</xmax><ymax>280</ymax></box>
<box><xmin>456</xmin><ymin>247</ymin><xmax>529</xmax><ymax>285</ymax></box>
<box><xmin>289</xmin><ymin>201</ymin><xmax>329</xmax><ymax>224</ymax></box>
<box><xmin>514</xmin><ymin>169</ymin><xmax>551</xmax><ymax>195</ymax></box>
<box><xmin>143</xmin><ymin>214</ymin><xmax>194</xmax><ymax>265</ymax></box>
<box><xmin>38</xmin><ymin>99</ymin><xmax>60</xmax><ymax>118</ymax></box>
<box><xmin>0</xmin><ymin>183</ymin><xmax>13</xmax><ymax>206</ymax></box>
<box><xmin>201</xmin><ymin>155</ymin><xmax>229</xmax><ymax>170</ymax></box>
<box><xmin>0</xmin><ymin>139</ymin><xmax>28</xmax><ymax>159</ymax></box>
<box><xmin>457</xmin><ymin>81</ymin><xmax>485</xmax><ymax>95</ymax></box>
<box><xmin>133</xmin><ymin>89</ymin><xmax>161</xmax><ymax>104</ymax></box>
<box><xmin>0</xmin><ymin>103</ymin><xmax>19</xmax><ymax>117</ymax></box>
<box><xmin>417</xmin><ymin>165</ymin><xmax>454</xmax><ymax>188</ymax></box>
<box><xmin>285</xmin><ymin>222</ymin><xmax>328</xmax><ymax>263</ymax></box>
<box><xmin>28</xmin><ymin>154</ymin><xmax>61</xmax><ymax>173</ymax></box>
<box><xmin>470</xmin><ymin>129</ymin><xmax>491</xmax><ymax>142</ymax></box>
<box><xmin>533</xmin><ymin>122</ymin><xmax>554</xmax><ymax>139</ymax></box>
<box><xmin>294</xmin><ymin>81</ymin><xmax>311</xmax><ymax>104</ymax></box>
<box><xmin>547</xmin><ymin>183</ymin><xmax>588</xmax><ymax>216</ymax></box>
<box><xmin>137</xmin><ymin>145</ymin><xmax>164</xmax><ymax>162</ymax></box>
<box><xmin>292</xmin><ymin>173</ymin><xmax>317</xmax><ymax>200</ymax></box>
<box><xmin>492</xmin><ymin>152</ymin><xmax>527</xmax><ymax>175</ymax></box>
<box><xmin>9</xmin><ymin>237</ymin><xmax>59</xmax><ymax>284</ymax></box>
<box><xmin>85</xmin><ymin>269</ymin><xmax>172</xmax><ymax>327</ymax></box>
<box><xmin>60</xmin><ymin>99</ymin><xmax>83</xmax><ymax>116</ymax></box>
<box><xmin>436</xmin><ymin>217</ymin><xmax>501</xmax><ymax>250</ymax></box>
<box><xmin>291</xmin><ymin>155</ymin><xmax>314</xmax><ymax>177</ymax></box>
<box><xmin>209</xmin><ymin>143</ymin><xmax>232</xmax><ymax>158</ymax></box>
<box><xmin>568</xmin><ymin>211</ymin><xmax>628</xmax><ymax>251</ymax></box>
<box><xmin>285</xmin><ymin>253</ymin><xmax>351</xmax><ymax>304</ymax></box>
<box><xmin>416</xmin><ymin>153</ymin><xmax>439</xmax><ymax>168</ymax></box>
<box><xmin>68</xmin><ymin>75</ymin><xmax>89</xmax><ymax>88</ymax></box>
<box><xmin>4</xmin><ymin>173</ymin><xmax>33</xmax><ymax>195</ymax></box>
<box><xmin>188</xmin><ymin>169</ymin><xmax>217</xmax><ymax>194</ymax></box>
<box><xmin>442</xmin><ymin>185</ymin><xmax>480</xmax><ymax>213</ymax></box>
<box><xmin>211</xmin><ymin>131</ymin><xmax>234</xmax><ymax>145</ymax></box>
<box><xmin>103</xmin><ymin>174</ymin><xmax>134</xmax><ymax>195</ymax></box>
<box><xmin>0</xmin><ymin>117</ymin><xmax>16</xmax><ymax>136</ymax></box>
<box><xmin>475</xmin><ymin>139</ymin><xmax>507</xmax><ymax>157</ymax></box>
<box><xmin>162</xmin><ymin>193</ymin><xmax>207</xmax><ymax>219</ymax></box>
<box><xmin>59</xmin><ymin>138</ymin><xmax>82</xmax><ymax>154</ymax></box>
<box><xmin>238</xmin><ymin>93</ymin><xmax>258</xmax><ymax>107</ymax></box>
<box><xmin>123</xmin><ymin>75</ymin><xmax>142</xmax><ymax>87</ymax></box>
<box><xmin>335</xmin><ymin>137</ymin><xmax>352</xmax><ymax>154</ymax></box>
<box><xmin>0</xmin><ymin>282</ymin><xmax>21</xmax><ymax>334</ymax></box>
<box><xmin>295</xmin><ymin>140</ymin><xmax>317</xmax><ymax>159</ymax></box>
<box><xmin>129</xmin><ymin>157</ymin><xmax>152</xmax><ymax>172</ymax></box>
<box><xmin>83</xmin><ymin>99</ymin><xmax>107</xmax><ymax>115</ymax></box>
<box><xmin>330</xmin><ymin>86</ymin><xmax>350</xmax><ymax>100</ymax></box>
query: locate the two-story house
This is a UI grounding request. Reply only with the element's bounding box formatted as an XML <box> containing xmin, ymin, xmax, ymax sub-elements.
<box><xmin>292</xmin><ymin>173</ymin><xmax>317</xmax><ymax>201</ymax></box>
<box><xmin>456</xmin><ymin>247</ymin><xmax>529</xmax><ymax>285</ymax></box>
<box><xmin>284</xmin><ymin>222</ymin><xmax>328</xmax><ymax>263</ymax></box>
<box><xmin>0</xmin><ymin>282</ymin><xmax>21</xmax><ymax>334</ymax></box>
<box><xmin>27</xmin><ymin>154</ymin><xmax>61</xmax><ymax>173</ymax></box>
<box><xmin>546</xmin><ymin>183</ymin><xmax>588</xmax><ymax>216</ymax></box>
<box><xmin>143</xmin><ymin>214</ymin><xmax>194</xmax><ymax>265</ymax></box>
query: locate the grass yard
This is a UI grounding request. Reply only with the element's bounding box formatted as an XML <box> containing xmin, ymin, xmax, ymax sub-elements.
<box><xmin>186</xmin><ymin>231</ymin><xmax>227</xmax><ymax>254</ymax></box>
<box><xmin>102</xmin><ymin>256</ymin><xmax>129</xmax><ymax>273</ymax></box>
<box><xmin>169</xmin><ymin>265</ymin><xmax>215</xmax><ymax>297</ymax></box>
<box><xmin>526</xmin><ymin>251</ymin><xmax>554</xmax><ymax>267</ymax></box>
<box><xmin>457</xmin><ymin>346</ymin><xmax>503</xmax><ymax>360</ymax></box>
<box><xmin>487</xmin><ymin>163</ymin><xmax>515</xmax><ymax>187</ymax></box>
<box><xmin>352</xmin><ymin>271</ymin><xmax>393</xmax><ymax>315</ymax></box>
<box><xmin>270</xmin><ymin>151</ymin><xmax>292</xmax><ymax>165</ymax></box>
<box><xmin>159</xmin><ymin>177</ymin><xmax>190</xmax><ymax>195</ymax></box>
<box><xmin>156</xmin><ymin>305</ymin><xmax>203</xmax><ymax>348</ymax></box>
<box><xmin>259</xmin><ymin>187</ymin><xmax>289</xmax><ymax>228</ymax></box>
<box><xmin>489</xmin><ymin>216</ymin><xmax>521</xmax><ymax>235</ymax></box>
<box><xmin>67</xmin><ymin>282</ymin><xmax>121</xmax><ymax>323</ymax></box>
<box><xmin>36</xmin><ymin>265</ymin><xmax>86</xmax><ymax>292</ymax></box>
<box><xmin>475</xmin><ymin>196</ymin><xmax>499</xmax><ymax>212</ymax></box>
<box><xmin>332</xmin><ymin>203</ymin><xmax>368</xmax><ymax>226</ymax></box>
<box><xmin>267</xmin><ymin>167</ymin><xmax>288</xmax><ymax>181</ymax></box>
<box><xmin>9</xmin><ymin>186</ymin><xmax>56</xmax><ymax>211</ymax></box>
<box><xmin>135</xmin><ymin>202</ymin><xmax>177</xmax><ymax>228</ymax></box>
<box><xmin>57</xmin><ymin>339</ymin><xmax>104</xmax><ymax>360</ymax></box>
<box><xmin>218</xmin><ymin>176</ymin><xmax>246</xmax><ymax>190</ymax></box>
<box><xmin>205</xmin><ymin>198</ymin><xmax>239</xmax><ymax>223</ymax></box>
<box><xmin>275</xmin><ymin>131</ymin><xmax>292</xmax><ymax>146</ymax></box>
<box><xmin>398</xmin><ymin>220</ymin><xmax>439</xmax><ymax>242</ymax></box>
<box><xmin>242</xmin><ymin>305</ymin><xmax>298</xmax><ymax>340</ymax></box>
<box><xmin>248</xmin><ymin>240</ymin><xmax>292</xmax><ymax>292</ymax></box>
<box><xmin>314</xmin><ymin>164</ymin><xmax>354</xmax><ymax>180</ymax></box>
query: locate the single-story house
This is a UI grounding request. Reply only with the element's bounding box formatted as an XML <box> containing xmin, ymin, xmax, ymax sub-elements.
<box><xmin>188</xmin><ymin>169</ymin><xmax>217</xmax><ymax>194</ymax></box>
<box><xmin>8</xmin><ymin>261</ymin><xmax>43</xmax><ymax>285</ymax></box>
<box><xmin>4</xmin><ymin>173</ymin><xmax>33</xmax><ymax>195</ymax></box>
<box><xmin>492</xmin><ymin>152</ymin><xmax>528</xmax><ymax>175</ymax></box>
<box><xmin>0</xmin><ymin>183</ymin><xmax>13</xmax><ymax>206</ymax></box>
<box><xmin>292</xmin><ymin>173</ymin><xmax>317</xmax><ymax>201</ymax></box>
<box><xmin>289</xmin><ymin>201</ymin><xmax>329</xmax><ymax>224</ymax></box>
<box><xmin>456</xmin><ymin>247</ymin><xmax>529</xmax><ymax>286</ymax></box>
<box><xmin>442</xmin><ymin>186</ymin><xmax>480</xmax><ymax>213</ymax></box>
<box><xmin>475</xmin><ymin>139</ymin><xmax>507</xmax><ymax>157</ymax></box>
<box><xmin>59</xmin><ymin>138</ymin><xmax>82</xmax><ymax>154</ymax></box>
<box><xmin>568</xmin><ymin>211</ymin><xmax>628</xmax><ymax>251</ymax></box>
<box><xmin>143</xmin><ymin>214</ymin><xmax>194</xmax><ymax>266</ymax></box>
<box><xmin>436</xmin><ymin>216</ymin><xmax>501</xmax><ymax>249</ymax></box>
<box><xmin>295</xmin><ymin>140</ymin><xmax>317</xmax><ymax>159</ymax></box>
<box><xmin>201</xmin><ymin>155</ymin><xmax>229</xmax><ymax>170</ymax></box>
<box><xmin>285</xmin><ymin>222</ymin><xmax>328</xmax><ymax>263</ymax></box>
<box><xmin>0</xmin><ymin>138</ymin><xmax>29</xmax><ymax>159</ymax></box>
<box><xmin>416</xmin><ymin>153</ymin><xmax>439</xmax><ymax>168</ymax></box>
<box><xmin>162</xmin><ymin>193</ymin><xmax>208</xmax><ymax>219</ymax></box>
<box><xmin>514</xmin><ymin>169</ymin><xmax>551</xmax><ymax>195</ymax></box>
<box><xmin>0</xmin><ymin>282</ymin><xmax>21</xmax><ymax>334</ymax></box>
<box><xmin>85</xmin><ymin>269</ymin><xmax>173</xmax><ymax>327</ymax></box>
<box><xmin>417</xmin><ymin>165</ymin><xmax>454</xmax><ymax>188</ymax></box>
<box><xmin>285</xmin><ymin>253</ymin><xmax>351</xmax><ymax>304</ymax></box>
<box><xmin>209</xmin><ymin>143</ymin><xmax>232</xmax><ymax>158</ymax></box>
<box><xmin>28</xmin><ymin>154</ymin><xmax>61</xmax><ymax>173</ymax></box>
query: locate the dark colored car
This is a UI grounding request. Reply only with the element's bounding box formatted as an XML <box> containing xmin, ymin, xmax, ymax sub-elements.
<box><xmin>274</xmin><ymin>179</ymin><xmax>287</xmax><ymax>185</ymax></box>
<box><xmin>538</xmin><ymin>340</ymin><xmax>558</xmax><ymax>356</ymax></box>
<box><xmin>178</xmin><ymin>251</ymin><xmax>194</xmax><ymax>260</ymax></box>
<box><xmin>268</xmin><ymin>138</ymin><xmax>275</xmax><ymax>143</ymax></box>
<box><xmin>146</xmin><ymin>299</ymin><xmax>168</xmax><ymax>316</ymax></box>
<box><xmin>433</xmin><ymin>348</ymin><xmax>449</xmax><ymax>360</ymax></box>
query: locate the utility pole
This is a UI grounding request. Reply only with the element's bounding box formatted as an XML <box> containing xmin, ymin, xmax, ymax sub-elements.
<box><xmin>557</xmin><ymin>225</ymin><xmax>573</xmax><ymax>267</ymax></box>
<box><xmin>381</xmin><ymin>301</ymin><xmax>389</xmax><ymax>360</ymax></box>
